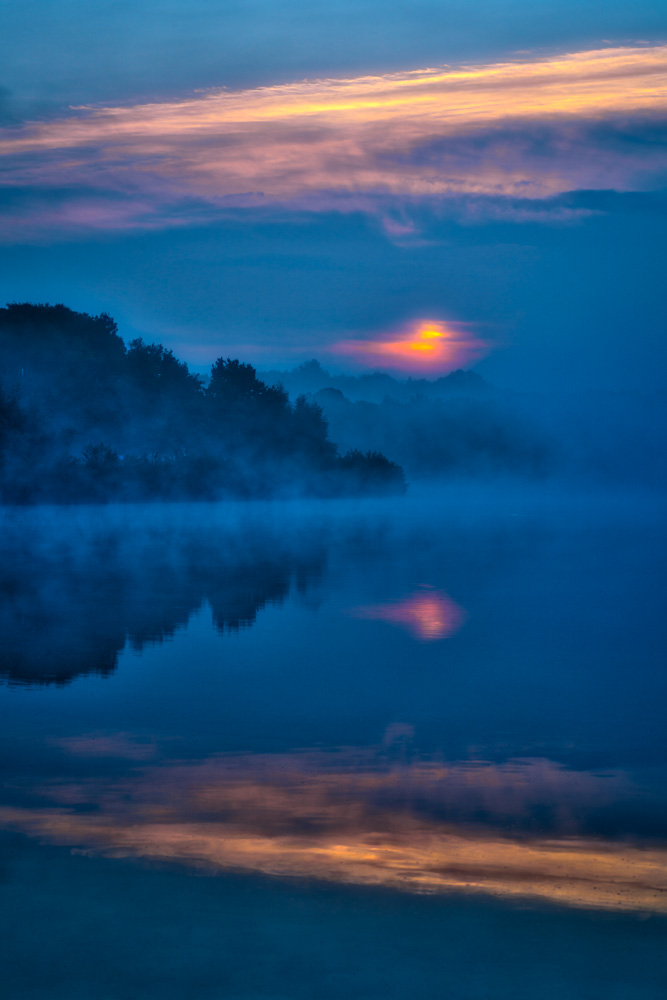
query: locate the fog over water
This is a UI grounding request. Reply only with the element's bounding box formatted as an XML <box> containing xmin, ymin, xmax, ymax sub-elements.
<box><xmin>1</xmin><ymin>483</ymin><xmax>666</xmax><ymax>996</ymax></box>
<box><xmin>2</xmin><ymin>0</ymin><xmax>666</xmax><ymax>993</ymax></box>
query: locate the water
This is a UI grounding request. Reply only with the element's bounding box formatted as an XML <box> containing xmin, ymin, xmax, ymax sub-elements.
<box><xmin>1</xmin><ymin>485</ymin><xmax>666</xmax><ymax>997</ymax></box>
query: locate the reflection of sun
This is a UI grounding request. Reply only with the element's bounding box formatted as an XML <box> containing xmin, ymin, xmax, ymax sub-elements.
<box><xmin>403</xmin><ymin>593</ymin><xmax>451</xmax><ymax>639</ymax></box>
<box><xmin>350</xmin><ymin>587</ymin><xmax>466</xmax><ymax>641</ymax></box>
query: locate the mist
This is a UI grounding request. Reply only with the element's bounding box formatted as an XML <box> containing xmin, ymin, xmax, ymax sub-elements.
<box><xmin>0</xmin><ymin>304</ymin><xmax>405</xmax><ymax>502</ymax></box>
<box><xmin>3</xmin><ymin>301</ymin><xmax>665</xmax><ymax>511</ymax></box>
<box><xmin>261</xmin><ymin>359</ymin><xmax>667</xmax><ymax>486</ymax></box>
<box><xmin>2</xmin><ymin>330</ymin><xmax>666</xmax><ymax>993</ymax></box>
<box><xmin>3</xmin><ymin>0</ymin><xmax>667</xmax><ymax>993</ymax></box>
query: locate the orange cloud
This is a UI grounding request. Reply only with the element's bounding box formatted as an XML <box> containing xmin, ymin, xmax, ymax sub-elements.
<box><xmin>0</xmin><ymin>45</ymin><xmax>666</xmax><ymax>235</ymax></box>
<box><xmin>332</xmin><ymin>319</ymin><xmax>489</xmax><ymax>373</ymax></box>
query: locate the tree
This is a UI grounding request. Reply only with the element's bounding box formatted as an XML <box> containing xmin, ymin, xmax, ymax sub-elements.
<box><xmin>208</xmin><ymin>358</ymin><xmax>266</xmax><ymax>403</ymax></box>
<box><xmin>126</xmin><ymin>339</ymin><xmax>203</xmax><ymax>399</ymax></box>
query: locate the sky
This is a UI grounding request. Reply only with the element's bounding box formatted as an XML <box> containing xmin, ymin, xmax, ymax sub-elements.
<box><xmin>1</xmin><ymin>1</ymin><xmax>666</xmax><ymax>388</ymax></box>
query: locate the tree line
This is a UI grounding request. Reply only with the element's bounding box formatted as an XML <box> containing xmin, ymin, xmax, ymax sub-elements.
<box><xmin>0</xmin><ymin>303</ymin><xmax>405</xmax><ymax>502</ymax></box>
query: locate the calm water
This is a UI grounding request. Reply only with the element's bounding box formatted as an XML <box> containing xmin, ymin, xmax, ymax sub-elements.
<box><xmin>1</xmin><ymin>485</ymin><xmax>666</xmax><ymax>998</ymax></box>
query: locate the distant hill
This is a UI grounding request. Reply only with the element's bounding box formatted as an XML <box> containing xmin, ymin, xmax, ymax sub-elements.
<box><xmin>0</xmin><ymin>304</ymin><xmax>405</xmax><ymax>502</ymax></box>
<box><xmin>256</xmin><ymin>360</ymin><xmax>667</xmax><ymax>486</ymax></box>
<box><xmin>308</xmin><ymin>385</ymin><xmax>549</xmax><ymax>479</ymax></box>
<box><xmin>257</xmin><ymin>359</ymin><xmax>547</xmax><ymax>478</ymax></box>
<box><xmin>258</xmin><ymin>359</ymin><xmax>490</xmax><ymax>404</ymax></box>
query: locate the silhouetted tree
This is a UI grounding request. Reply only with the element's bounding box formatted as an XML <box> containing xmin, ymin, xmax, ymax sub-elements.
<box><xmin>126</xmin><ymin>339</ymin><xmax>203</xmax><ymax>399</ymax></box>
<box><xmin>338</xmin><ymin>449</ymin><xmax>407</xmax><ymax>494</ymax></box>
<box><xmin>208</xmin><ymin>358</ymin><xmax>266</xmax><ymax>403</ymax></box>
<box><xmin>292</xmin><ymin>395</ymin><xmax>337</xmax><ymax>465</ymax></box>
<box><xmin>0</xmin><ymin>303</ymin><xmax>407</xmax><ymax>501</ymax></box>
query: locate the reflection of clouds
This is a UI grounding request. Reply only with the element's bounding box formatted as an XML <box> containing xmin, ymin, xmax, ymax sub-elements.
<box><xmin>350</xmin><ymin>587</ymin><xmax>466</xmax><ymax>640</ymax></box>
<box><xmin>1</xmin><ymin>46</ymin><xmax>666</xmax><ymax>235</ymax></box>
<box><xmin>2</xmin><ymin>747</ymin><xmax>665</xmax><ymax>912</ymax></box>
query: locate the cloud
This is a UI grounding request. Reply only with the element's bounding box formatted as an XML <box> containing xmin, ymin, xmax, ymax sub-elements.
<box><xmin>0</xmin><ymin>45</ymin><xmax>666</xmax><ymax>237</ymax></box>
<box><xmin>51</xmin><ymin>733</ymin><xmax>157</xmax><ymax>760</ymax></box>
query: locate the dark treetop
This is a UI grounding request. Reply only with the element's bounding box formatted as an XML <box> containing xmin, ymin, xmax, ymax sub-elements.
<box><xmin>0</xmin><ymin>303</ymin><xmax>405</xmax><ymax>502</ymax></box>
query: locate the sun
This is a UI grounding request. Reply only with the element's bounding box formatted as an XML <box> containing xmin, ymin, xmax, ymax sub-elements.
<box><xmin>332</xmin><ymin>318</ymin><xmax>489</xmax><ymax>374</ymax></box>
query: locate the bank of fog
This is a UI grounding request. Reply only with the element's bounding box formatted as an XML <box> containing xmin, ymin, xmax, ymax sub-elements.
<box><xmin>260</xmin><ymin>359</ymin><xmax>667</xmax><ymax>486</ymax></box>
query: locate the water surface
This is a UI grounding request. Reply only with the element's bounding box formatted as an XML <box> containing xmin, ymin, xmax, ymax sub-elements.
<box><xmin>1</xmin><ymin>485</ymin><xmax>666</xmax><ymax>997</ymax></box>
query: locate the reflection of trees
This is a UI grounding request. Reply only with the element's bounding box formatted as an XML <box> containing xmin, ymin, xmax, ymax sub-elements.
<box><xmin>0</xmin><ymin>513</ymin><xmax>325</xmax><ymax>685</ymax></box>
<box><xmin>207</xmin><ymin>563</ymin><xmax>291</xmax><ymax>635</ymax></box>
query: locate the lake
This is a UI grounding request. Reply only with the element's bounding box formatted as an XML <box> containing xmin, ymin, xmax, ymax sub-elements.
<box><xmin>1</xmin><ymin>483</ymin><xmax>666</xmax><ymax>998</ymax></box>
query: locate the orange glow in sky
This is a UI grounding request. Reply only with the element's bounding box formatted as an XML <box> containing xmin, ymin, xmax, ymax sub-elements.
<box><xmin>1</xmin><ymin>44</ymin><xmax>665</xmax><ymax>239</ymax></box>
<box><xmin>351</xmin><ymin>587</ymin><xmax>466</xmax><ymax>640</ymax></box>
<box><xmin>333</xmin><ymin>319</ymin><xmax>489</xmax><ymax>373</ymax></box>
